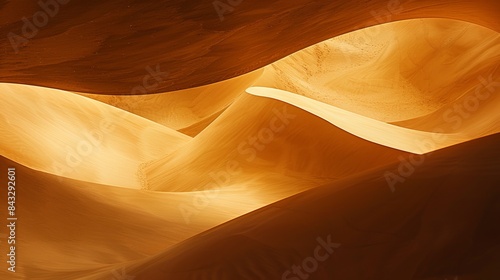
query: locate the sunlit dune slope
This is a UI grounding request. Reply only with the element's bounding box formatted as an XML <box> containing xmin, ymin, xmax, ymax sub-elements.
<box><xmin>392</xmin><ymin>67</ymin><xmax>500</xmax><ymax>137</ymax></box>
<box><xmin>0</xmin><ymin>18</ymin><xmax>492</xmax><ymax>152</ymax></box>
<box><xmin>0</xmin><ymin>156</ymin><xmax>268</xmax><ymax>280</ymax></box>
<box><xmin>123</xmin><ymin>133</ymin><xmax>500</xmax><ymax>280</ymax></box>
<box><xmin>0</xmin><ymin>10</ymin><xmax>497</xmax><ymax>280</ymax></box>
<box><xmin>78</xmin><ymin>70</ymin><xmax>263</xmax><ymax>134</ymax></box>
<box><xmin>0</xmin><ymin>0</ymin><xmax>498</xmax><ymax>93</ymax></box>
<box><xmin>142</xmin><ymin>92</ymin><xmax>409</xmax><ymax>194</ymax></box>
<box><xmin>74</xmin><ymin>19</ymin><xmax>500</xmax><ymax>143</ymax></box>
<box><xmin>0</xmin><ymin>83</ymin><xmax>191</xmax><ymax>188</ymax></box>
<box><xmin>247</xmin><ymin>86</ymin><xmax>488</xmax><ymax>154</ymax></box>
<box><xmin>254</xmin><ymin>19</ymin><xmax>500</xmax><ymax>122</ymax></box>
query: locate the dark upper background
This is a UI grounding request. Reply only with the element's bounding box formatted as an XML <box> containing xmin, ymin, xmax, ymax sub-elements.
<box><xmin>0</xmin><ymin>0</ymin><xmax>498</xmax><ymax>94</ymax></box>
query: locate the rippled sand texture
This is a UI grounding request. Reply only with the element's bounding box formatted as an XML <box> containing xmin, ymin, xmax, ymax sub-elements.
<box><xmin>0</xmin><ymin>4</ymin><xmax>499</xmax><ymax>280</ymax></box>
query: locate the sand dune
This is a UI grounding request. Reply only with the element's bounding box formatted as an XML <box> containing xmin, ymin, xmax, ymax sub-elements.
<box><xmin>0</xmin><ymin>83</ymin><xmax>190</xmax><ymax>188</ymax></box>
<box><xmin>141</xmin><ymin>92</ymin><xmax>409</xmax><ymax>195</ymax></box>
<box><xmin>392</xmin><ymin>67</ymin><xmax>500</xmax><ymax>137</ymax></box>
<box><xmin>247</xmin><ymin>87</ymin><xmax>469</xmax><ymax>154</ymax></box>
<box><xmin>254</xmin><ymin>19</ymin><xmax>500</xmax><ymax>122</ymax></box>
<box><xmin>0</xmin><ymin>10</ymin><xmax>498</xmax><ymax>280</ymax></box>
<box><xmin>0</xmin><ymin>155</ymin><xmax>268</xmax><ymax>280</ymax></box>
<box><xmin>78</xmin><ymin>70</ymin><xmax>263</xmax><ymax>134</ymax></box>
<box><xmin>121</xmin><ymin>134</ymin><xmax>500</xmax><ymax>280</ymax></box>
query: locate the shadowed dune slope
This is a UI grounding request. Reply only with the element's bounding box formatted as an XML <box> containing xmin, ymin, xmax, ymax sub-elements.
<box><xmin>0</xmin><ymin>9</ymin><xmax>498</xmax><ymax>280</ymax></box>
<box><xmin>177</xmin><ymin>108</ymin><xmax>227</xmax><ymax>137</ymax></box>
<box><xmin>0</xmin><ymin>0</ymin><xmax>498</xmax><ymax>93</ymax></box>
<box><xmin>247</xmin><ymin>87</ymin><xmax>472</xmax><ymax>154</ymax></box>
<box><xmin>124</xmin><ymin>133</ymin><xmax>500</xmax><ymax>280</ymax></box>
<box><xmin>74</xmin><ymin>19</ymin><xmax>499</xmax><ymax>142</ymax></box>
<box><xmin>0</xmin><ymin>83</ymin><xmax>191</xmax><ymax>188</ymax></box>
<box><xmin>142</xmin><ymin>93</ymin><xmax>409</xmax><ymax>193</ymax></box>
<box><xmin>0</xmin><ymin>156</ymin><xmax>270</xmax><ymax>280</ymax></box>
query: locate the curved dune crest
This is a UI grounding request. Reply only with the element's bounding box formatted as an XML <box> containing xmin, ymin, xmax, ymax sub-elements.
<box><xmin>0</xmin><ymin>11</ymin><xmax>499</xmax><ymax>280</ymax></box>
<box><xmin>255</xmin><ymin>19</ymin><xmax>500</xmax><ymax>122</ymax></box>
<box><xmin>78</xmin><ymin>70</ymin><xmax>263</xmax><ymax>134</ymax></box>
<box><xmin>142</xmin><ymin>92</ymin><xmax>408</xmax><ymax>193</ymax></box>
<box><xmin>0</xmin><ymin>83</ymin><xmax>191</xmax><ymax>188</ymax></box>
<box><xmin>246</xmin><ymin>87</ymin><xmax>469</xmax><ymax>154</ymax></box>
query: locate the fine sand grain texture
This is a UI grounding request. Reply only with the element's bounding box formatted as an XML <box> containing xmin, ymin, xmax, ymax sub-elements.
<box><xmin>0</xmin><ymin>7</ymin><xmax>498</xmax><ymax>280</ymax></box>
